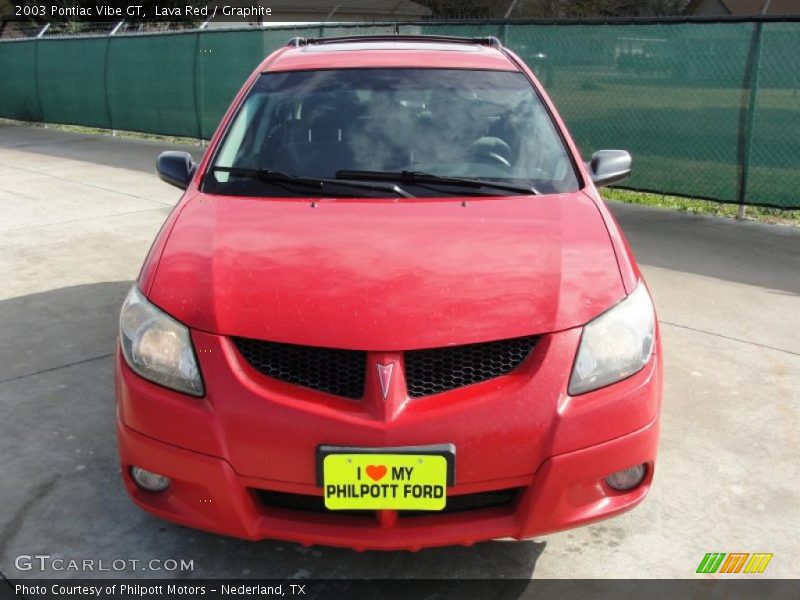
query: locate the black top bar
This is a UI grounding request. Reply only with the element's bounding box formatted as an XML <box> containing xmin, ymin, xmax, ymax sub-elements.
<box><xmin>286</xmin><ymin>35</ymin><xmax>503</xmax><ymax>48</ymax></box>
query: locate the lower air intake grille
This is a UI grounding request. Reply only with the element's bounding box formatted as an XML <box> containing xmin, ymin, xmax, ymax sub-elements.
<box><xmin>404</xmin><ymin>336</ymin><xmax>538</xmax><ymax>398</ymax></box>
<box><xmin>254</xmin><ymin>488</ymin><xmax>522</xmax><ymax>516</ymax></box>
<box><xmin>233</xmin><ymin>338</ymin><xmax>366</xmax><ymax>400</ymax></box>
<box><xmin>398</xmin><ymin>487</ymin><xmax>523</xmax><ymax>518</ymax></box>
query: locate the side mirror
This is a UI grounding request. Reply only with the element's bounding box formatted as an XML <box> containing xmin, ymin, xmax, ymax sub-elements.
<box><xmin>157</xmin><ymin>151</ymin><xmax>196</xmax><ymax>190</ymax></box>
<box><xmin>588</xmin><ymin>150</ymin><xmax>632</xmax><ymax>187</ymax></box>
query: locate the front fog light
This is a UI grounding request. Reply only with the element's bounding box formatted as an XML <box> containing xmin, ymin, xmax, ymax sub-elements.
<box><xmin>605</xmin><ymin>464</ymin><xmax>646</xmax><ymax>491</ymax></box>
<box><xmin>131</xmin><ymin>466</ymin><xmax>171</xmax><ymax>492</ymax></box>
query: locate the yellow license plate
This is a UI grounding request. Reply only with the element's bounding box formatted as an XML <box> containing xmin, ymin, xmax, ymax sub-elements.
<box><xmin>323</xmin><ymin>453</ymin><xmax>448</xmax><ymax>510</ymax></box>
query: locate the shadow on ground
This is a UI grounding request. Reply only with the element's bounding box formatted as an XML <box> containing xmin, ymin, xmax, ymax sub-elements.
<box><xmin>0</xmin><ymin>282</ymin><xmax>545</xmax><ymax>580</ymax></box>
<box><xmin>0</xmin><ymin>124</ymin><xmax>203</xmax><ymax>175</ymax></box>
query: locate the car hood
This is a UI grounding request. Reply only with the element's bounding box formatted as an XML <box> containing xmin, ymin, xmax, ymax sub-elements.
<box><xmin>147</xmin><ymin>191</ymin><xmax>625</xmax><ymax>350</ymax></box>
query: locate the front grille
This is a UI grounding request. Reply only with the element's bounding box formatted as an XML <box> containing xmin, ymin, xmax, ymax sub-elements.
<box><xmin>233</xmin><ymin>338</ymin><xmax>366</xmax><ymax>400</ymax></box>
<box><xmin>233</xmin><ymin>335</ymin><xmax>536</xmax><ymax>400</ymax></box>
<box><xmin>254</xmin><ymin>488</ymin><xmax>521</xmax><ymax>517</ymax></box>
<box><xmin>404</xmin><ymin>336</ymin><xmax>538</xmax><ymax>398</ymax></box>
<box><xmin>400</xmin><ymin>487</ymin><xmax>522</xmax><ymax>517</ymax></box>
<box><xmin>253</xmin><ymin>489</ymin><xmax>371</xmax><ymax>518</ymax></box>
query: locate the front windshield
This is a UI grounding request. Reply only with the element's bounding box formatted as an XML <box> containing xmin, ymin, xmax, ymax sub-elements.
<box><xmin>205</xmin><ymin>68</ymin><xmax>580</xmax><ymax>197</ymax></box>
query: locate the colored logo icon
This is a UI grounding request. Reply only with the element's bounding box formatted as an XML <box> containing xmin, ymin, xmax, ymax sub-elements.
<box><xmin>696</xmin><ymin>553</ymin><xmax>773</xmax><ymax>574</ymax></box>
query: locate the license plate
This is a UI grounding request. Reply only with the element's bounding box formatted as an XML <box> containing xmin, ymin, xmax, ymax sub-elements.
<box><xmin>323</xmin><ymin>453</ymin><xmax>448</xmax><ymax>510</ymax></box>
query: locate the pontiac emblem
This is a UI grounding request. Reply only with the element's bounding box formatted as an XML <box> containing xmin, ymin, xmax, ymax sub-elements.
<box><xmin>377</xmin><ymin>363</ymin><xmax>394</xmax><ymax>401</ymax></box>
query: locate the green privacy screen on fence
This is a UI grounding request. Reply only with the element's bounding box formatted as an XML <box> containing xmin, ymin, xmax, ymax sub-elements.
<box><xmin>1</xmin><ymin>20</ymin><xmax>798</xmax><ymax>208</ymax></box>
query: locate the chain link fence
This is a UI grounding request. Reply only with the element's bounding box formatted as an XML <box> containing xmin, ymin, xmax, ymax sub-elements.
<box><xmin>0</xmin><ymin>19</ymin><xmax>798</xmax><ymax>208</ymax></box>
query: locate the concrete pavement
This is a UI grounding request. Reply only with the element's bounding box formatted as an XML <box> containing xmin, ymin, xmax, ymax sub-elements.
<box><xmin>0</xmin><ymin>123</ymin><xmax>798</xmax><ymax>579</ymax></box>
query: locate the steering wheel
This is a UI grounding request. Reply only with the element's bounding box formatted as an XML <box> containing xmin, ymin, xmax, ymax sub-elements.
<box><xmin>469</xmin><ymin>137</ymin><xmax>513</xmax><ymax>170</ymax></box>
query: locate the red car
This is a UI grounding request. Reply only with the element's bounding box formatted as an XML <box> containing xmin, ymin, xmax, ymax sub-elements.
<box><xmin>116</xmin><ymin>35</ymin><xmax>661</xmax><ymax>551</ymax></box>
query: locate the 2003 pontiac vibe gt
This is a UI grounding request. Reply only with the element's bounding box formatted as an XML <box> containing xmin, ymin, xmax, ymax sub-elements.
<box><xmin>116</xmin><ymin>35</ymin><xmax>662</xmax><ymax>550</ymax></box>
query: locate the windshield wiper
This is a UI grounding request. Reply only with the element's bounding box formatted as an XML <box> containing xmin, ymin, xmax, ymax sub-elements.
<box><xmin>335</xmin><ymin>170</ymin><xmax>539</xmax><ymax>196</ymax></box>
<box><xmin>210</xmin><ymin>167</ymin><xmax>414</xmax><ymax>198</ymax></box>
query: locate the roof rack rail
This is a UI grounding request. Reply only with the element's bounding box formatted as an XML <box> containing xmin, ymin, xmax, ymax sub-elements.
<box><xmin>286</xmin><ymin>35</ymin><xmax>502</xmax><ymax>48</ymax></box>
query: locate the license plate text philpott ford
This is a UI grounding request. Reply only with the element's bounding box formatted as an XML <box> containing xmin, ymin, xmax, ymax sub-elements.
<box><xmin>323</xmin><ymin>453</ymin><xmax>448</xmax><ymax>510</ymax></box>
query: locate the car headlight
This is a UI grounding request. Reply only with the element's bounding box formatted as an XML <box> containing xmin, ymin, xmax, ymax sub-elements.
<box><xmin>119</xmin><ymin>286</ymin><xmax>204</xmax><ymax>396</ymax></box>
<box><xmin>569</xmin><ymin>282</ymin><xmax>655</xmax><ymax>395</ymax></box>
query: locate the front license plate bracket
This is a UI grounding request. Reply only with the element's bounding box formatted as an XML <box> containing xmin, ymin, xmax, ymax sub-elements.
<box><xmin>316</xmin><ymin>444</ymin><xmax>456</xmax><ymax>511</ymax></box>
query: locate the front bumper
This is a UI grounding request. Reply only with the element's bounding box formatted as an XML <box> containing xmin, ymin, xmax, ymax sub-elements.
<box><xmin>118</xmin><ymin>413</ymin><xmax>658</xmax><ymax>551</ymax></box>
<box><xmin>116</xmin><ymin>326</ymin><xmax>661</xmax><ymax>550</ymax></box>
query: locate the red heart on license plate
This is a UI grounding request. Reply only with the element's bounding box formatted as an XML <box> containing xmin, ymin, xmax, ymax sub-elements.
<box><xmin>366</xmin><ymin>465</ymin><xmax>387</xmax><ymax>481</ymax></box>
